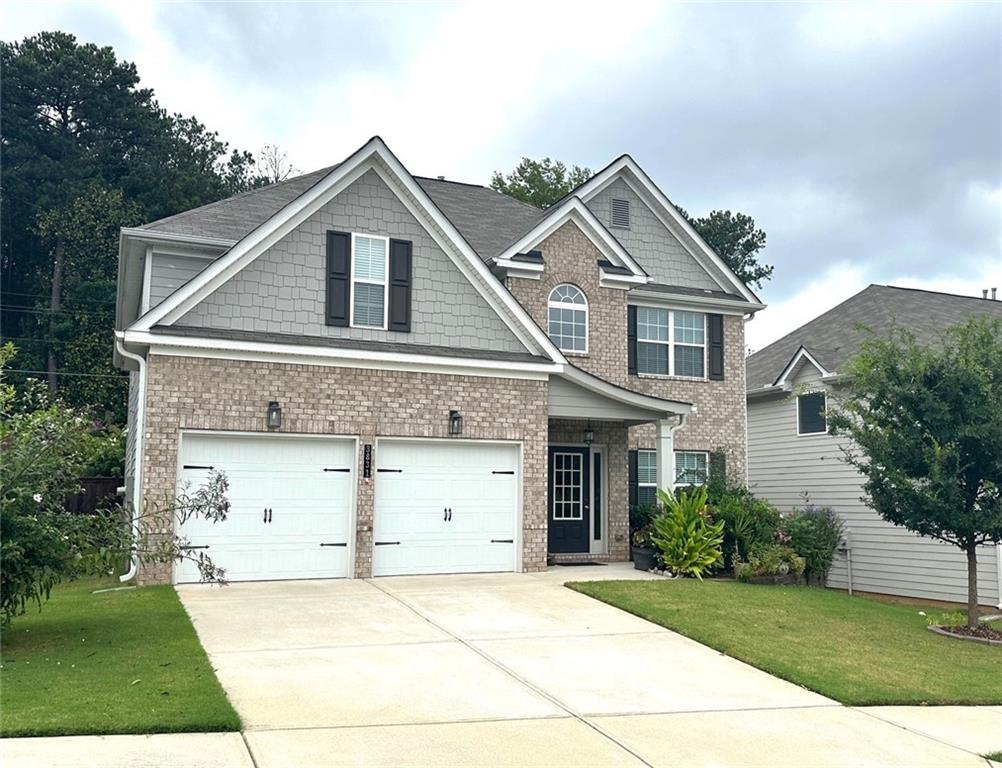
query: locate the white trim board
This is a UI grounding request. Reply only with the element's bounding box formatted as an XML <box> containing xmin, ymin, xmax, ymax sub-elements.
<box><xmin>569</xmin><ymin>156</ymin><xmax>762</xmax><ymax>305</ymax></box>
<box><xmin>774</xmin><ymin>345</ymin><xmax>833</xmax><ymax>387</ymax></box>
<box><xmin>128</xmin><ymin>136</ymin><xmax>567</xmax><ymax>365</ymax></box>
<box><xmin>121</xmin><ymin>329</ymin><xmax>557</xmax><ymax>381</ymax></box>
<box><xmin>494</xmin><ymin>197</ymin><xmax>648</xmax><ymax>281</ymax></box>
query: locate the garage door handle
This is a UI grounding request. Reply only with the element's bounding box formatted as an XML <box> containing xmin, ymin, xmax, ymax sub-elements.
<box><xmin>447</xmin><ymin>508</ymin><xmax>452</xmax><ymax>521</ymax></box>
<box><xmin>374</xmin><ymin>541</ymin><xmax>400</xmax><ymax>546</ymax></box>
<box><xmin>268</xmin><ymin>508</ymin><xmax>273</xmax><ymax>523</ymax></box>
<box><xmin>263</xmin><ymin>508</ymin><xmax>267</xmax><ymax>523</ymax></box>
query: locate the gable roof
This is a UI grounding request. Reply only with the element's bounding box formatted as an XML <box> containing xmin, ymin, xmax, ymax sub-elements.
<box><xmin>746</xmin><ymin>284</ymin><xmax>1002</xmax><ymax>392</ymax></box>
<box><xmin>139</xmin><ymin>167</ymin><xmax>545</xmax><ymax>260</ymax></box>
<box><xmin>128</xmin><ymin>136</ymin><xmax>567</xmax><ymax>363</ymax></box>
<box><xmin>551</xmin><ymin>154</ymin><xmax>761</xmax><ymax>304</ymax></box>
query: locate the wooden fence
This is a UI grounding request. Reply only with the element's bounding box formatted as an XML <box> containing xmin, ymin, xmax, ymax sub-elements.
<box><xmin>65</xmin><ymin>477</ymin><xmax>123</xmax><ymax>514</ymax></box>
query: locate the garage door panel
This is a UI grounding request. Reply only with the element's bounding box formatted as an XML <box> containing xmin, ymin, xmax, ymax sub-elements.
<box><xmin>373</xmin><ymin>441</ymin><xmax>519</xmax><ymax>577</ymax></box>
<box><xmin>176</xmin><ymin>434</ymin><xmax>354</xmax><ymax>583</ymax></box>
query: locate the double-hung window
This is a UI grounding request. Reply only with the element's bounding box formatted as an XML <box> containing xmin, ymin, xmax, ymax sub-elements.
<box><xmin>637</xmin><ymin>449</ymin><xmax>709</xmax><ymax>498</ymax></box>
<box><xmin>637</xmin><ymin>450</ymin><xmax>658</xmax><ymax>507</ymax></box>
<box><xmin>636</xmin><ymin>308</ymin><xmax>706</xmax><ymax>378</ymax></box>
<box><xmin>351</xmin><ymin>234</ymin><xmax>388</xmax><ymax>329</ymax></box>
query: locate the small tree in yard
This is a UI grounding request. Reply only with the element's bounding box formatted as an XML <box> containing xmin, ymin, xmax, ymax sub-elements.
<box><xmin>0</xmin><ymin>344</ymin><xmax>230</xmax><ymax>625</ymax></box>
<box><xmin>829</xmin><ymin>318</ymin><xmax>1002</xmax><ymax>628</ymax></box>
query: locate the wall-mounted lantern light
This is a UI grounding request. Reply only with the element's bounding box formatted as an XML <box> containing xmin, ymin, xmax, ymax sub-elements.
<box><xmin>266</xmin><ymin>401</ymin><xmax>282</xmax><ymax>429</ymax></box>
<box><xmin>449</xmin><ymin>409</ymin><xmax>463</xmax><ymax>436</ymax></box>
<box><xmin>583</xmin><ymin>422</ymin><xmax>595</xmax><ymax>446</ymax></box>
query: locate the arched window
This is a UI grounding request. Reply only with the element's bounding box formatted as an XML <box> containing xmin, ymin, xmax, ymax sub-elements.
<box><xmin>547</xmin><ymin>284</ymin><xmax>588</xmax><ymax>353</ymax></box>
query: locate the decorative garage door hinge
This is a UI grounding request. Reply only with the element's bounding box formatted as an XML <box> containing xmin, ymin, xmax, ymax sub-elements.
<box><xmin>491</xmin><ymin>470</ymin><xmax>515</xmax><ymax>475</ymax></box>
<box><xmin>323</xmin><ymin>467</ymin><xmax>351</xmax><ymax>472</ymax></box>
<box><xmin>374</xmin><ymin>541</ymin><xmax>401</xmax><ymax>546</ymax></box>
<box><xmin>376</xmin><ymin>468</ymin><xmax>403</xmax><ymax>473</ymax></box>
<box><xmin>319</xmin><ymin>542</ymin><xmax>347</xmax><ymax>547</ymax></box>
<box><xmin>183</xmin><ymin>465</ymin><xmax>214</xmax><ymax>470</ymax></box>
<box><xmin>490</xmin><ymin>539</ymin><xmax>514</xmax><ymax>544</ymax></box>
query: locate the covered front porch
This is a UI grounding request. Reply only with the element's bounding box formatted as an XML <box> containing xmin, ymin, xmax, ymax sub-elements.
<box><xmin>546</xmin><ymin>366</ymin><xmax>692</xmax><ymax>561</ymax></box>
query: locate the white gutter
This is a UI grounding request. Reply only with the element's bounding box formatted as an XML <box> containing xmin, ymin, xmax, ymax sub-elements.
<box><xmin>115</xmin><ymin>338</ymin><xmax>146</xmax><ymax>583</ymax></box>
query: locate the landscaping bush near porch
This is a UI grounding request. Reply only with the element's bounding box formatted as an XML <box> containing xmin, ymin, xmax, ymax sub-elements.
<box><xmin>0</xmin><ymin>579</ymin><xmax>239</xmax><ymax>737</ymax></box>
<box><xmin>568</xmin><ymin>579</ymin><xmax>1002</xmax><ymax>706</ymax></box>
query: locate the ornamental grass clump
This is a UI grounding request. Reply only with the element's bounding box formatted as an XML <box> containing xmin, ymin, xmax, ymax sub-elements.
<box><xmin>651</xmin><ymin>485</ymin><xmax>724</xmax><ymax>579</ymax></box>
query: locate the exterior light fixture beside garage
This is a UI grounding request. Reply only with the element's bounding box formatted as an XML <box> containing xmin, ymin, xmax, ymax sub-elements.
<box><xmin>449</xmin><ymin>409</ymin><xmax>463</xmax><ymax>436</ymax></box>
<box><xmin>266</xmin><ymin>401</ymin><xmax>282</xmax><ymax>429</ymax></box>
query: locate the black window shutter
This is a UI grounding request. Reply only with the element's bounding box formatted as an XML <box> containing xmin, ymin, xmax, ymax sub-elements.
<box><xmin>708</xmin><ymin>313</ymin><xmax>724</xmax><ymax>380</ymax></box>
<box><xmin>798</xmin><ymin>392</ymin><xmax>827</xmax><ymax>434</ymax></box>
<box><xmin>628</xmin><ymin>449</ymin><xmax>639</xmax><ymax>507</ymax></box>
<box><xmin>388</xmin><ymin>239</ymin><xmax>412</xmax><ymax>333</ymax></box>
<box><xmin>709</xmin><ymin>451</ymin><xmax>727</xmax><ymax>482</ymax></box>
<box><xmin>326</xmin><ymin>231</ymin><xmax>351</xmax><ymax>327</ymax></box>
<box><xmin>627</xmin><ymin>305</ymin><xmax>638</xmax><ymax>375</ymax></box>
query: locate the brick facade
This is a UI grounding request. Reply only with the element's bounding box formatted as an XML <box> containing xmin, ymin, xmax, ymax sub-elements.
<box><xmin>629</xmin><ymin>314</ymin><xmax>748</xmax><ymax>484</ymax></box>
<box><xmin>139</xmin><ymin>354</ymin><xmax>548</xmax><ymax>584</ymax></box>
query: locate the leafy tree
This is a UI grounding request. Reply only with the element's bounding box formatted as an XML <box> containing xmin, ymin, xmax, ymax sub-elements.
<box><xmin>490</xmin><ymin>157</ymin><xmax>592</xmax><ymax>209</ymax></box>
<box><xmin>0</xmin><ymin>345</ymin><xmax>230</xmax><ymax>624</ymax></box>
<box><xmin>678</xmin><ymin>208</ymin><xmax>773</xmax><ymax>289</ymax></box>
<box><xmin>829</xmin><ymin>318</ymin><xmax>1002</xmax><ymax>627</ymax></box>
<box><xmin>0</xmin><ymin>31</ymin><xmax>266</xmax><ymax>416</ymax></box>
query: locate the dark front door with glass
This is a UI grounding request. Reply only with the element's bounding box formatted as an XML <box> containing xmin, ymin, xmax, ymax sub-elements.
<box><xmin>547</xmin><ymin>446</ymin><xmax>590</xmax><ymax>553</ymax></box>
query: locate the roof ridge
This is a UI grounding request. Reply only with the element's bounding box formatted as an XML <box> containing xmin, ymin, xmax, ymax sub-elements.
<box><xmin>877</xmin><ymin>283</ymin><xmax>998</xmax><ymax>303</ymax></box>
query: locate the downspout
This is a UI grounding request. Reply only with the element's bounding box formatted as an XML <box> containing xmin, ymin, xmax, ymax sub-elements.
<box><xmin>115</xmin><ymin>339</ymin><xmax>145</xmax><ymax>583</ymax></box>
<box><xmin>996</xmin><ymin>543</ymin><xmax>1002</xmax><ymax>610</ymax></box>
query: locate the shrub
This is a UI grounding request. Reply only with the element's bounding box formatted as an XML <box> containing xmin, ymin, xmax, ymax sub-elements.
<box><xmin>784</xmin><ymin>504</ymin><xmax>844</xmax><ymax>584</ymax></box>
<box><xmin>630</xmin><ymin>503</ymin><xmax>658</xmax><ymax>534</ymax></box>
<box><xmin>709</xmin><ymin>485</ymin><xmax>782</xmax><ymax>569</ymax></box>
<box><xmin>734</xmin><ymin>545</ymin><xmax>805</xmax><ymax>582</ymax></box>
<box><xmin>651</xmin><ymin>485</ymin><xmax>724</xmax><ymax>579</ymax></box>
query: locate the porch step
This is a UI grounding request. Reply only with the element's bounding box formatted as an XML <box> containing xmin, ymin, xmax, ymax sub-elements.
<box><xmin>547</xmin><ymin>553</ymin><xmax>621</xmax><ymax>565</ymax></box>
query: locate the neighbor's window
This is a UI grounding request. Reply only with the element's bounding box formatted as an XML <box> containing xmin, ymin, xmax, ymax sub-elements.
<box><xmin>351</xmin><ymin>234</ymin><xmax>388</xmax><ymax>328</ymax></box>
<box><xmin>637</xmin><ymin>308</ymin><xmax>706</xmax><ymax>378</ymax></box>
<box><xmin>637</xmin><ymin>450</ymin><xmax>658</xmax><ymax>506</ymax></box>
<box><xmin>548</xmin><ymin>284</ymin><xmax>588</xmax><ymax>353</ymax></box>
<box><xmin>797</xmin><ymin>391</ymin><xmax>827</xmax><ymax>435</ymax></box>
<box><xmin>675</xmin><ymin>451</ymin><xmax>709</xmax><ymax>487</ymax></box>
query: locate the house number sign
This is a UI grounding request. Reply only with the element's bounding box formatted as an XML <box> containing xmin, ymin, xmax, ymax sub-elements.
<box><xmin>363</xmin><ymin>444</ymin><xmax>372</xmax><ymax>479</ymax></box>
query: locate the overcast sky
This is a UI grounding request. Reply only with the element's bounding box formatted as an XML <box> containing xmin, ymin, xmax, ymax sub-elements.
<box><xmin>5</xmin><ymin>1</ymin><xmax>1001</xmax><ymax>351</ymax></box>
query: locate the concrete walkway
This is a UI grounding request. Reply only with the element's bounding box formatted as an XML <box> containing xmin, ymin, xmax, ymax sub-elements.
<box><xmin>5</xmin><ymin>565</ymin><xmax>1000</xmax><ymax>767</ymax></box>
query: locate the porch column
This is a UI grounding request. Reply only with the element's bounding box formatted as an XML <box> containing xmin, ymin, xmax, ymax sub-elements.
<box><xmin>655</xmin><ymin>418</ymin><xmax>677</xmax><ymax>495</ymax></box>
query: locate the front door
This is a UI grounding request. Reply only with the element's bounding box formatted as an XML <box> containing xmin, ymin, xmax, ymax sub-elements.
<box><xmin>547</xmin><ymin>446</ymin><xmax>590</xmax><ymax>553</ymax></box>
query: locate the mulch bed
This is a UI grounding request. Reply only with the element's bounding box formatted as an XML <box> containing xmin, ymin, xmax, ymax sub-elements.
<box><xmin>928</xmin><ymin>623</ymin><xmax>1002</xmax><ymax>645</ymax></box>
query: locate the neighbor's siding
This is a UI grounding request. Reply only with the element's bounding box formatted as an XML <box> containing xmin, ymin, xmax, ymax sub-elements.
<box><xmin>747</xmin><ymin>363</ymin><xmax>999</xmax><ymax>606</ymax></box>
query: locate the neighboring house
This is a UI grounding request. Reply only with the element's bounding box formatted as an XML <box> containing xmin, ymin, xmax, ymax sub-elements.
<box><xmin>746</xmin><ymin>285</ymin><xmax>1002</xmax><ymax>607</ymax></box>
<box><xmin>115</xmin><ymin>136</ymin><xmax>763</xmax><ymax>584</ymax></box>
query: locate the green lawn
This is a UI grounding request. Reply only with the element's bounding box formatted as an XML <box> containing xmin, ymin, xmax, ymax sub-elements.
<box><xmin>1</xmin><ymin>579</ymin><xmax>240</xmax><ymax>737</ymax></box>
<box><xmin>568</xmin><ymin>579</ymin><xmax>1002</xmax><ymax>706</ymax></box>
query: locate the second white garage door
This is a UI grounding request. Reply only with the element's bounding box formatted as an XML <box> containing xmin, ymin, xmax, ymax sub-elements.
<box><xmin>372</xmin><ymin>440</ymin><xmax>520</xmax><ymax>577</ymax></box>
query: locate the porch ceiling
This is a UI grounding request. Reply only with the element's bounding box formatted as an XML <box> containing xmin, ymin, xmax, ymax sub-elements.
<box><xmin>548</xmin><ymin>365</ymin><xmax>692</xmax><ymax>424</ymax></box>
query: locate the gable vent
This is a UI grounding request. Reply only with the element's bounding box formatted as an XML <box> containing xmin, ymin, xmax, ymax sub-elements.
<box><xmin>611</xmin><ymin>198</ymin><xmax>631</xmax><ymax>228</ymax></box>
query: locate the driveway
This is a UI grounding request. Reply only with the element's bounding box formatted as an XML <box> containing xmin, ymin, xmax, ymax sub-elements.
<box><xmin>165</xmin><ymin>564</ymin><xmax>993</xmax><ymax>767</ymax></box>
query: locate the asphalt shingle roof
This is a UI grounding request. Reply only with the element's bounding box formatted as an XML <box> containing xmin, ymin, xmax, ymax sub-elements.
<box><xmin>139</xmin><ymin>166</ymin><xmax>544</xmax><ymax>260</ymax></box>
<box><xmin>746</xmin><ymin>284</ymin><xmax>1002</xmax><ymax>391</ymax></box>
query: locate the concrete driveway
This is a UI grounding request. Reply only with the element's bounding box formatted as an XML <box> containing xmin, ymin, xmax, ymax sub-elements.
<box><xmin>176</xmin><ymin>564</ymin><xmax>996</xmax><ymax>767</ymax></box>
<box><xmin>10</xmin><ymin>565</ymin><xmax>996</xmax><ymax>768</ymax></box>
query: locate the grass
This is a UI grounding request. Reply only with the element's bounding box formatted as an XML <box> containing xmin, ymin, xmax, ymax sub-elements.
<box><xmin>568</xmin><ymin>579</ymin><xmax>1002</xmax><ymax>706</ymax></box>
<box><xmin>0</xmin><ymin>578</ymin><xmax>240</xmax><ymax>738</ymax></box>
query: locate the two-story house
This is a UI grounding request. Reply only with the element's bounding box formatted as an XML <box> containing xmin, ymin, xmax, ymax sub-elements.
<box><xmin>114</xmin><ymin>136</ymin><xmax>764</xmax><ymax>584</ymax></box>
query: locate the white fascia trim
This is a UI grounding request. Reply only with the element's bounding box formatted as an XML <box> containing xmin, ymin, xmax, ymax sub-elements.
<box><xmin>600</xmin><ymin>272</ymin><xmax>650</xmax><ymax>290</ymax></box>
<box><xmin>495</xmin><ymin>257</ymin><xmax>544</xmax><ymax>276</ymax></box>
<box><xmin>574</xmin><ymin>158</ymin><xmax>760</xmax><ymax>304</ymax></box>
<box><xmin>121</xmin><ymin>330</ymin><xmax>559</xmax><ymax>380</ymax></box>
<box><xmin>773</xmin><ymin>346</ymin><xmax>833</xmax><ymax>387</ymax></box>
<box><xmin>120</xmin><ymin>227</ymin><xmax>237</xmax><ymax>249</ymax></box>
<box><xmin>629</xmin><ymin>293</ymin><xmax>759</xmax><ymax>317</ymax></box>
<box><xmin>559</xmin><ymin>364</ymin><xmax>693</xmax><ymax>416</ymax></box>
<box><xmin>494</xmin><ymin>198</ymin><xmax>648</xmax><ymax>280</ymax></box>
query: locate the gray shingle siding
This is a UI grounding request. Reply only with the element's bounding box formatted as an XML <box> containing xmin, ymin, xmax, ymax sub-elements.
<box><xmin>587</xmin><ymin>178</ymin><xmax>725</xmax><ymax>292</ymax></box>
<box><xmin>148</xmin><ymin>254</ymin><xmax>211</xmax><ymax>308</ymax></box>
<box><xmin>748</xmin><ymin>363</ymin><xmax>1000</xmax><ymax>606</ymax></box>
<box><xmin>177</xmin><ymin>169</ymin><xmax>527</xmax><ymax>354</ymax></box>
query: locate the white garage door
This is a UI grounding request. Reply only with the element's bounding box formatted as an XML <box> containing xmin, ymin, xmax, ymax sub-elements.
<box><xmin>176</xmin><ymin>433</ymin><xmax>355</xmax><ymax>583</ymax></box>
<box><xmin>372</xmin><ymin>440</ymin><xmax>519</xmax><ymax>577</ymax></box>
